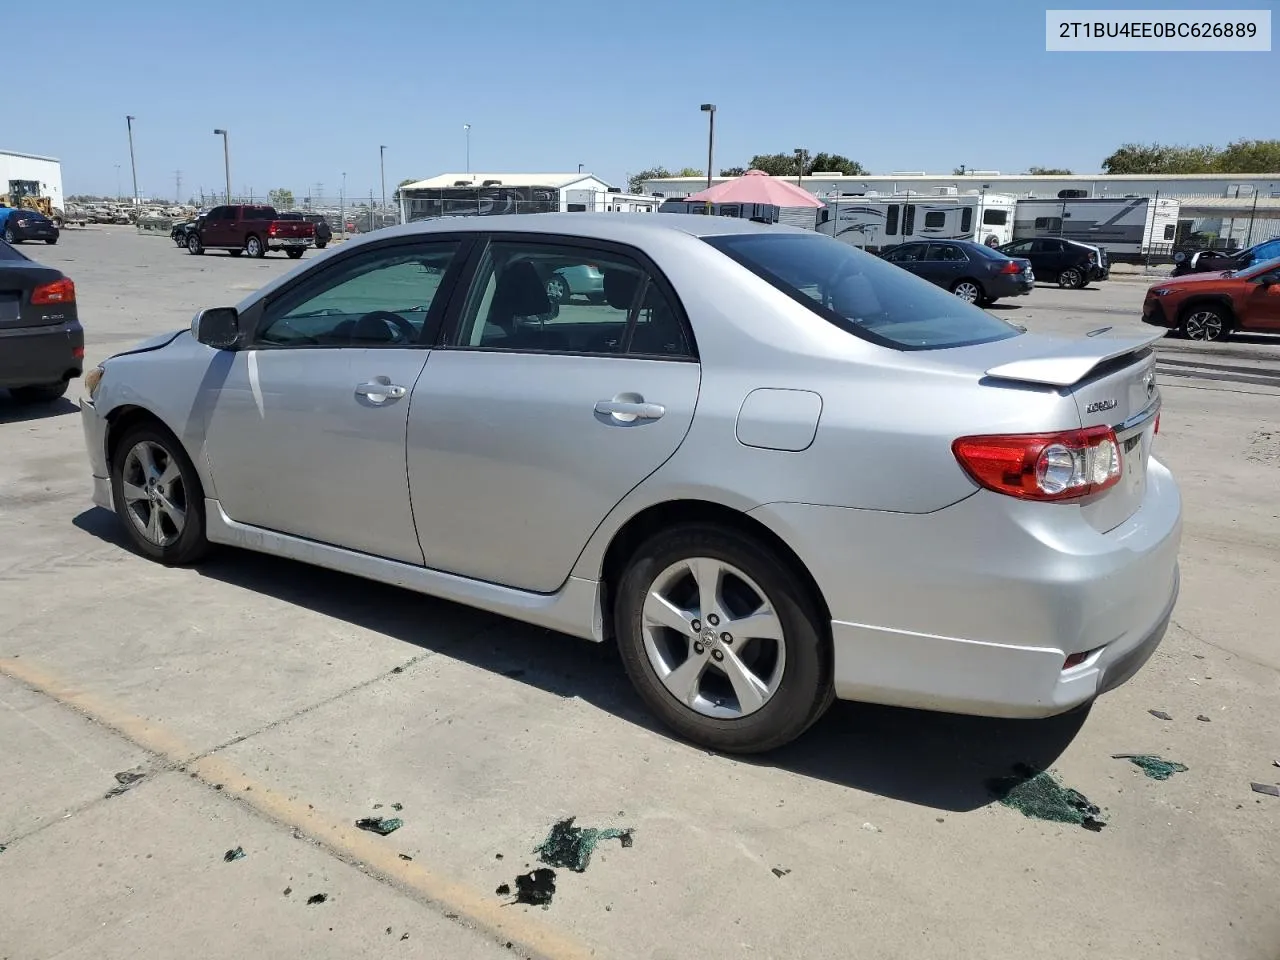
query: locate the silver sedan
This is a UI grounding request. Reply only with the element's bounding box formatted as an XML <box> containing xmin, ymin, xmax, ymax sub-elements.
<box><xmin>79</xmin><ymin>214</ymin><xmax>1181</xmax><ymax>753</ymax></box>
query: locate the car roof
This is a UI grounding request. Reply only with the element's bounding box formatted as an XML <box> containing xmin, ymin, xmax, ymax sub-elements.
<box><xmin>355</xmin><ymin>212</ymin><xmax>809</xmax><ymax>248</ymax></box>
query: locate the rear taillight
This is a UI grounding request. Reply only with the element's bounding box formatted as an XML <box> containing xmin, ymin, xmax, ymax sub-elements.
<box><xmin>1088</xmin><ymin>252</ymin><xmax>1097</xmax><ymax>264</ymax></box>
<box><xmin>31</xmin><ymin>277</ymin><xmax>75</xmax><ymax>304</ymax></box>
<box><xmin>999</xmin><ymin>260</ymin><xmax>1022</xmax><ymax>274</ymax></box>
<box><xmin>1154</xmin><ymin>413</ymin><xmax>1160</xmax><ymax>435</ymax></box>
<box><xmin>952</xmin><ymin>426</ymin><xmax>1122</xmax><ymax>501</ymax></box>
<box><xmin>268</xmin><ymin>223</ymin><xmax>278</xmax><ymax>237</ymax></box>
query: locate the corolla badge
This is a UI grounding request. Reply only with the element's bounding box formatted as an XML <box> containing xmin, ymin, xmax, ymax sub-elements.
<box><xmin>1086</xmin><ymin>398</ymin><xmax>1118</xmax><ymax>414</ymax></box>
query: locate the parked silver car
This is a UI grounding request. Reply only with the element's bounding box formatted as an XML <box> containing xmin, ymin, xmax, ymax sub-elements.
<box><xmin>79</xmin><ymin>214</ymin><xmax>1181</xmax><ymax>753</ymax></box>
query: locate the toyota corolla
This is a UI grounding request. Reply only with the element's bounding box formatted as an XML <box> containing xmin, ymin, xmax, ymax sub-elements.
<box><xmin>80</xmin><ymin>214</ymin><xmax>1181</xmax><ymax>753</ymax></box>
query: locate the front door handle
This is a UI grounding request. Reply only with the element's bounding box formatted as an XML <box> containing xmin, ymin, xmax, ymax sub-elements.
<box><xmin>595</xmin><ymin>399</ymin><xmax>665</xmax><ymax>423</ymax></box>
<box><xmin>355</xmin><ymin>378</ymin><xmax>407</xmax><ymax>402</ymax></box>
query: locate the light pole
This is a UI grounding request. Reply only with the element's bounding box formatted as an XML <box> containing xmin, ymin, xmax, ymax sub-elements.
<box><xmin>795</xmin><ymin>148</ymin><xmax>807</xmax><ymax>189</ymax></box>
<box><xmin>341</xmin><ymin>171</ymin><xmax>347</xmax><ymax>238</ymax></box>
<box><xmin>114</xmin><ymin>164</ymin><xmax>121</xmax><ymax>201</ymax></box>
<box><xmin>463</xmin><ymin>124</ymin><xmax>471</xmax><ymax>174</ymax></box>
<box><xmin>126</xmin><ymin>115</ymin><xmax>139</xmax><ymax>207</ymax></box>
<box><xmin>379</xmin><ymin>145</ymin><xmax>387</xmax><ymax>227</ymax></box>
<box><xmin>213</xmin><ymin>129</ymin><xmax>231</xmax><ymax>203</ymax></box>
<box><xmin>700</xmin><ymin>104</ymin><xmax>716</xmax><ymax>189</ymax></box>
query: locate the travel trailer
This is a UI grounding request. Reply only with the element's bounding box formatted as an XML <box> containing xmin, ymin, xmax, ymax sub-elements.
<box><xmin>1012</xmin><ymin>196</ymin><xmax>1180</xmax><ymax>256</ymax></box>
<box><xmin>815</xmin><ymin>190</ymin><xmax>1018</xmax><ymax>252</ymax></box>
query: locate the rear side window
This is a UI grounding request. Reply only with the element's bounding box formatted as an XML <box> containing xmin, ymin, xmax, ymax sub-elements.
<box><xmin>707</xmin><ymin>233</ymin><xmax>1021</xmax><ymax>351</ymax></box>
<box><xmin>902</xmin><ymin>204</ymin><xmax>916</xmax><ymax>235</ymax></box>
<box><xmin>884</xmin><ymin>205</ymin><xmax>899</xmax><ymax>236</ymax></box>
<box><xmin>961</xmin><ymin>207</ymin><xmax>973</xmax><ymax>232</ymax></box>
<box><xmin>982</xmin><ymin>209</ymin><xmax>1008</xmax><ymax>226</ymax></box>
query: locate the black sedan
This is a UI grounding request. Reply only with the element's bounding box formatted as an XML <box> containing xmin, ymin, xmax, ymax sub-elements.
<box><xmin>878</xmin><ymin>239</ymin><xmax>1033</xmax><ymax>305</ymax></box>
<box><xmin>0</xmin><ymin>208</ymin><xmax>59</xmax><ymax>245</ymax></box>
<box><xmin>0</xmin><ymin>240</ymin><xmax>83</xmax><ymax>403</ymax></box>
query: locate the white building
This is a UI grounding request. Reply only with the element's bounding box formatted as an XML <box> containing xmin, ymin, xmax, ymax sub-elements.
<box><xmin>398</xmin><ymin>172</ymin><xmax>659</xmax><ymax>223</ymax></box>
<box><xmin>1</xmin><ymin>149</ymin><xmax>64</xmax><ymax>210</ymax></box>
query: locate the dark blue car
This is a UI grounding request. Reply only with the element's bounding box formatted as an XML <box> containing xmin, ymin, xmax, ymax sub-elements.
<box><xmin>0</xmin><ymin>207</ymin><xmax>59</xmax><ymax>245</ymax></box>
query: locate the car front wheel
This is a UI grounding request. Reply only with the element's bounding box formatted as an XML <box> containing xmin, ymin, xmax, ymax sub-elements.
<box><xmin>1181</xmin><ymin>306</ymin><xmax>1230</xmax><ymax>342</ymax></box>
<box><xmin>187</xmin><ymin>233</ymin><xmax>203</xmax><ymax>255</ymax></box>
<box><xmin>614</xmin><ymin>524</ymin><xmax>832</xmax><ymax>753</ymax></box>
<box><xmin>110</xmin><ymin>422</ymin><xmax>210</xmax><ymax>565</ymax></box>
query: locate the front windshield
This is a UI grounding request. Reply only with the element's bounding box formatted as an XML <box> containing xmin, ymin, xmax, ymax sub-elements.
<box><xmin>705</xmin><ymin>232</ymin><xmax>1022</xmax><ymax>350</ymax></box>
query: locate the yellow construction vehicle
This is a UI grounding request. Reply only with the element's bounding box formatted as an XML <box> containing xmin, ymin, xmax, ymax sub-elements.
<box><xmin>1</xmin><ymin>181</ymin><xmax>60</xmax><ymax>224</ymax></box>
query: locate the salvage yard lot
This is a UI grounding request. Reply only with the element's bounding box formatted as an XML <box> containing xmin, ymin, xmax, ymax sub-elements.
<box><xmin>2</xmin><ymin>228</ymin><xmax>1278</xmax><ymax>960</ymax></box>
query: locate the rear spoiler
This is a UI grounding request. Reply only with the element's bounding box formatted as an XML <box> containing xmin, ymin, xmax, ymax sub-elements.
<box><xmin>985</xmin><ymin>329</ymin><xmax>1162</xmax><ymax>387</ymax></box>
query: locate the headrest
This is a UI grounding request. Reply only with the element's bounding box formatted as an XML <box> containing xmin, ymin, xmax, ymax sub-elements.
<box><xmin>603</xmin><ymin>269</ymin><xmax>641</xmax><ymax>310</ymax></box>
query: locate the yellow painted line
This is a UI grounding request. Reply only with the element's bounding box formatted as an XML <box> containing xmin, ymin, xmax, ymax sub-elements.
<box><xmin>0</xmin><ymin>657</ymin><xmax>599</xmax><ymax>960</ymax></box>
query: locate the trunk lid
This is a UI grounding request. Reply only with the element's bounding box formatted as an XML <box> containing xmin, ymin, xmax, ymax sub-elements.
<box><xmin>0</xmin><ymin>262</ymin><xmax>67</xmax><ymax>329</ymax></box>
<box><xmin>981</xmin><ymin>328</ymin><xmax>1161</xmax><ymax>532</ymax></box>
<box><xmin>270</xmin><ymin>220</ymin><xmax>315</xmax><ymax>239</ymax></box>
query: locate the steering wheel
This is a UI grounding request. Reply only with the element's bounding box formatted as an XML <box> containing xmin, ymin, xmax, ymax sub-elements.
<box><xmin>356</xmin><ymin>310</ymin><xmax>418</xmax><ymax>344</ymax></box>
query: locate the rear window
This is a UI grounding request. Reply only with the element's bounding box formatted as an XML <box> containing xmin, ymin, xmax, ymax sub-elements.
<box><xmin>0</xmin><ymin>239</ymin><xmax>29</xmax><ymax>261</ymax></box>
<box><xmin>706</xmin><ymin>232</ymin><xmax>1022</xmax><ymax>351</ymax></box>
<box><xmin>246</xmin><ymin>206</ymin><xmax>277</xmax><ymax>220</ymax></box>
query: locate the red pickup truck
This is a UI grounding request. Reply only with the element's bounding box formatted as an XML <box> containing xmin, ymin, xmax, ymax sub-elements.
<box><xmin>184</xmin><ymin>204</ymin><xmax>316</xmax><ymax>259</ymax></box>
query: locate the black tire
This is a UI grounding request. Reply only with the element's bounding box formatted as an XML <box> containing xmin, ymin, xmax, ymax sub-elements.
<box><xmin>3</xmin><ymin>228</ymin><xmax>17</xmax><ymax>244</ymax></box>
<box><xmin>286</xmin><ymin>248</ymin><xmax>304</xmax><ymax>259</ymax></box>
<box><xmin>1180</xmin><ymin>304</ymin><xmax>1231</xmax><ymax>342</ymax></box>
<box><xmin>315</xmin><ymin>241</ymin><xmax>327</xmax><ymax>250</ymax></box>
<box><xmin>228</xmin><ymin>249</ymin><xmax>243</xmax><ymax>257</ymax></box>
<box><xmin>109</xmin><ymin>420</ymin><xmax>210</xmax><ymax>565</ymax></box>
<box><xmin>9</xmin><ymin>380</ymin><xmax>69</xmax><ymax>403</ymax></box>
<box><xmin>1058</xmin><ymin>266</ymin><xmax>1085</xmax><ymax>289</ymax></box>
<box><xmin>46</xmin><ymin>238</ymin><xmax>57</xmax><ymax>245</ymax></box>
<box><xmin>614</xmin><ymin>523</ymin><xmax>832</xmax><ymax>754</ymax></box>
<box><xmin>187</xmin><ymin>232</ymin><xmax>204</xmax><ymax>255</ymax></box>
<box><xmin>245</xmin><ymin>234</ymin><xmax>265</xmax><ymax>259</ymax></box>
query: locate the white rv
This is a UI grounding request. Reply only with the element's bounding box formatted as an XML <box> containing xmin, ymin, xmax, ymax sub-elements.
<box><xmin>815</xmin><ymin>190</ymin><xmax>1018</xmax><ymax>252</ymax></box>
<box><xmin>1012</xmin><ymin>196</ymin><xmax>1180</xmax><ymax>256</ymax></box>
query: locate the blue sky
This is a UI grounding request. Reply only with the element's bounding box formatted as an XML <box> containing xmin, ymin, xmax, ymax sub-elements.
<box><xmin>9</xmin><ymin>0</ymin><xmax>1276</xmax><ymax>200</ymax></box>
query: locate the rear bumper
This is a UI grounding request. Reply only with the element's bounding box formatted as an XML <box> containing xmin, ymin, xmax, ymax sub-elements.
<box><xmin>987</xmin><ymin>275</ymin><xmax>1035</xmax><ymax>298</ymax></box>
<box><xmin>751</xmin><ymin>457</ymin><xmax>1182</xmax><ymax>718</ymax></box>
<box><xmin>0</xmin><ymin>320</ymin><xmax>84</xmax><ymax>388</ymax></box>
<box><xmin>268</xmin><ymin>237</ymin><xmax>314</xmax><ymax>249</ymax></box>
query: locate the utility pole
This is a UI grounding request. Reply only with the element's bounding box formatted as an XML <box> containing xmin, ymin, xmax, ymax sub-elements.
<box><xmin>126</xmin><ymin>116</ymin><xmax>139</xmax><ymax>207</ymax></box>
<box><xmin>213</xmin><ymin>129</ymin><xmax>231</xmax><ymax>204</ymax></box>
<box><xmin>379</xmin><ymin>145</ymin><xmax>387</xmax><ymax>228</ymax></box>
<box><xmin>174</xmin><ymin>170</ymin><xmax>183</xmax><ymax>205</ymax></box>
<box><xmin>463</xmin><ymin>124</ymin><xmax>471</xmax><ymax>174</ymax></box>
<box><xmin>700</xmin><ymin>104</ymin><xmax>716</xmax><ymax>189</ymax></box>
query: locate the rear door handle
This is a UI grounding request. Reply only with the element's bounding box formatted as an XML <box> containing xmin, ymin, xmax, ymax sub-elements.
<box><xmin>594</xmin><ymin>399</ymin><xmax>665</xmax><ymax>422</ymax></box>
<box><xmin>355</xmin><ymin>379</ymin><xmax>407</xmax><ymax>401</ymax></box>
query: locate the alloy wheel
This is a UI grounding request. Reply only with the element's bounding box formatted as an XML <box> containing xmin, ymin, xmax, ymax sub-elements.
<box><xmin>546</xmin><ymin>275</ymin><xmax>570</xmax><ymax>304</ymax></box>
<box><xmin>1184</xmin><ymin>310</ymin><xmax>1224</xmax><ymax>341</ymax></box>
<box><xmin>953</xmin><ymin>281</ymin><xmax>980</xmax><ymax>303</ymax></box>
<box><xmin>641</xmin><ymin>557</ymin><xmax>787</xmax><ymax>719</ymax></box>
<box><xmin>1059</xmin><ymin>268</ymin><xmax>1081</xmax><ymax>288</ymax></box>
<box><xmin>121</xmin><ymin>440</ymin><xmax>187</xmax><ymax>547</ymax></box>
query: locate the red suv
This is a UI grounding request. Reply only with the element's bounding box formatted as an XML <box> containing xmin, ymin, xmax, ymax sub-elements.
<box><xmin>1142</xmin><ymin>256</ymin><xmax>1280</xmax><ymax>341</ymax></box>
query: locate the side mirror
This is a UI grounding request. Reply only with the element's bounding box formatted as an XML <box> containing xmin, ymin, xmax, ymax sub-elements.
<box><xmin>192</xmin><ymin>307</ymin><xmax>241</xmax><ymax>349</ymax></box>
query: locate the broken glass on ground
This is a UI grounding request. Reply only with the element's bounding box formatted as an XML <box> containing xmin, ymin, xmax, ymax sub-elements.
<box><xmin>534</xmin><ymin>818</ymin><xmax>634</xmax><ymax>873</ymax></box>
<box><xmin>223</xmin><ymin>846</ymin><xmax>245</xmax><ymax>862</ymax></box>
<box><xmin>1112</xmin><ymin>754</ymin><xmax>1190</xmax><ymax>780</ymax></box>
<box><xmin>987</xmin><ymin>763</ymin><xmax>1107</xmax><ymax>831</ymax></box>
<box><xmin>104</xmin><ymin>770</ymin><xmax>146</xmax><ymax>799</ymax></box>
<box><xmin>1148</xmin><ymin>710</ymin><xmax>1173</xmax><ymax>721</ymax></box>
<box><xmin>306</xmin><ymin>893</ymin><xmax>328</xmax><ymax>905</ymax></box>
<box><xmin>514</xmin><ymin>868</ymin><xmax>556</xmax><ymax>906</ymax></box>
<box><xmin>355</xmin><ymin>816</ymin><xmax>403</xmax><ymax>836</ymax></box>
<box><xmin>1250</xmin><ymin>782</ymin><xmax>1280</xmax><ymax>798</ymax></box>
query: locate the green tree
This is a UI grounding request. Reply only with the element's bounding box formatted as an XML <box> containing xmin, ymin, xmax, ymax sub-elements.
<box><xmin>1215</xmin><ymin>139</ymin><xmax>1280</xmax><ymax>173</ymax></box>
<box><xmin>1027</xmin><ymin>166</ymin><xmax>1074</xmax><ymax>175</ymax></box>
<box><xmin>808</xmin><ymin>153</ymin><xmax>867</xmax><ymax>176</ymax></box>
<box><xmin>1101</xmin><ymin>142</ymin><xmax>1218</xmax><ymax>174</ymax></box>
<box><xmin>748</xmin><ymin>153</ymin><xmax>802</xmax><ymax>176</ymax></box>
<box><xmin>719</xmin><ymin>166</ymin><xmax>746</xmax><ymax>178</ymax></box>
<box><xmin>268</xmin><ymin>188</ymin><xmax>294</xmax><ymax>209</ymax></box>
<box><xmin>628</xmin><ymin>166</ymin><xmax>672</xmax><ymax>192</ymax></box>
<box><xmin>676</xmin><ymin>167</ymin><xmax>703</xmax><ymax>178</ymax></box>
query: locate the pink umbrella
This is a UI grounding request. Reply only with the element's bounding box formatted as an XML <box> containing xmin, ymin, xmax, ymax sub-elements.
<box><xmin>686</xmin><ymin>169</ymin><xmax>824</xmax><ymax>208</ymax></box>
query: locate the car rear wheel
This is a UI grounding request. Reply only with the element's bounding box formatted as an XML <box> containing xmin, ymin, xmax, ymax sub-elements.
<box><xmin>1058</xmin><ymin>267</ymin><xmax>1085</xmax><ymax>289</ymax></box>
<box><xmin>952</xmin><ymin>279</ymin><xmax>983</xmax><ymax>303</ymax></box>
<box><xmin>245</xmin><ymin>235</ymin><xmax>265</xmax><ymax>258</ymax></box>
<box><xmin>315</xmin><ymin>241</ymin><xmax>327</xmax><ymax>250</ymax></box>
<box><xmin>1181</xmin><ymin>306</ymin><xmax>1230</xmax><ymax>342</ymax></box>
<box><xmin>110</xmin><ymin>422</ymin><xmax>210</xmax><ymax>565</ymax></box>
<box><xmin>3</xmin><ymin>228</ymin><xmax>16</xmax><ymax>244</ymax></box>
<box><xmin>286</xmin><ymin>248</ymin><xmax>304</xmax><ymax>259</ymax></box>
<box><xmin>546</xmin><ymin>274</ymin><xmax>571</xmax><ymax>304</ymax></box>
<box><xmin>45</xmin><ymin>238</ymin><xmax>57</xmax><ymax>245</ymax></box>
<box><xmin>614</xmin><ymin>524</ymin><xmax>832</xmax><ymax>753</ymax></box>
<box><xmin>9</xmin><ymin>380</ymin><xmax>69</xmax><ymax>403</ymax></box>
<box><xmin>187</xmin><ymin>233</ymin><xmax>203</xmax><ymax>255</ymax></box>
